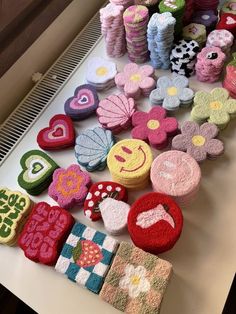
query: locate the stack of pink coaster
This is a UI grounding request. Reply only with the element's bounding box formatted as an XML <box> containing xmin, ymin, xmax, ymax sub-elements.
<box><xmin>151</xmin><ymin>150</ymin><xmax>201</xmax><ymax>205</ymax></box>
<box><xmin>100</xmin><ymin>3</ymin><xmax>126</xmax><ymax>58</ymax></box>
<box><xmin>123</xmin><ymin>5</ymin><xmax>149</xmax><ymax>63</ymax></box>
<box><xmin>110</xmin><ymin>0</ymin><xmax>134</xmax><ymax>9</ymax></box>
<box><xmin>206</xmin><ymin>29</ymin><xmax>234</xmax><ymax>54</ymax></box>
<box><xmin>196</xmin><ymin>46</ymin><xmax>226</xmax><ymax>83</ymax></box>
<box><xmin>223</xmin><ymin>65</ymin><xmax>236</xmax><ymax>99</ymax></box>
<box><xmin>193</xmin><ymin>0</ymin><xmax>219</xmax><ymax>12</ymax></box>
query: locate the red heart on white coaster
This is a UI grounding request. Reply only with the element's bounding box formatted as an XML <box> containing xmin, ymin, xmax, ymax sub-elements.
<box><xmin>37</xmin><ymin>114</ymin><xmax>75</xmax><ymax>150</ymax></box>
<box><xmin>226</xmin><ymin>16</ymin><xmax>236</xmax><ymax>25</ymax></box>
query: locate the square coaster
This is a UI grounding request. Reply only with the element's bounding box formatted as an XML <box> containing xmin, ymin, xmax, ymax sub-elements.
<box><xmin>99</xmin><ymin>241</ymin><xmax>172</xmax><ymax>313</ymax></box>
<box><xmin>55</xmin><ymin>222</ymin><xmax>119</xmax><ymax>294</ymax></box>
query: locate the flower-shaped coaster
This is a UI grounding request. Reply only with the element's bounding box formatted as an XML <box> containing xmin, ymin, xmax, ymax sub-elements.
<box><xmin>48</xmin><ymin>164</ymin><xmax>91</xmax><ymax>209</ymax></box>
<box><xmin>172</xmin><ymin>121</ymin><xmax>224</xmax><ymax>162</ymax></box>
<box><xmin>86</xmin><ymin>57</ymin><xmax>117</xmax><ymax>91</ymax></box>
<box><xmin>131</xmin><ymin>107</ymin><xmax>178</xmax><ymax>149</ymax></box>
<box><xmin>191</xmin><ymin>88</ymin><xmax>236</xmax><ymax>129</ymax></box>
<box><xmin>55</xmin><ymin>222</ymin><xmax>119</xmax><ymax>294</ymax></box>
<box><xmin>115</xmin><ymin>63</ymin><xmax>156</xmax><ymax>99</ymax></box>
<box><xmin>100</xmin><ymin>241</ymin><xmax>172</xmax><ymax>313</ymax></box>
<box><xmin>150</xmin><ymin>75</ymin><xmax>194</xmax><ymax>111</ymax></box>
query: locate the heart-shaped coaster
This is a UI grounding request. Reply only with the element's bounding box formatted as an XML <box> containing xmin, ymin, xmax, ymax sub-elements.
<box><xmin>128</xmin><ymin>192</ymin><xmax>183</xmax><ymax>254</ymax></box>
<box><xmin>37</xmin><ymin>114</ymin><xmax>75</xmax><ymax>150</ymax></box>
<box><xmin>84</xmin><ymin>181</ymin><xmax>128</xmax><ymax>221</ymax></box>
<box><xmin>99</xmin><ymin>198</ymin><xmax>130</xmax><ymax>235</ymax></box>
<box><xmin>216</xmin><ymin>13</ymin><xmax>236</xmax><ymax>36</ymax></box>
<box><xmin>18</xmin><ymin>202</ymin><xmax>74</xmax><ymax>265</ymax></box>
<box><xmin>0</xmin><ymin>188</ymin><xmax>33</xmax><ymax>245</ymax></box>
<box><xmin>18</xmin><ymin>150</ymin><xmax>59</xmax><ymax>195</ymax></box>
<box><xmin>64</xmin><ymin>84</ymin><xmax>99</xmax><ymax>120</ymax></box>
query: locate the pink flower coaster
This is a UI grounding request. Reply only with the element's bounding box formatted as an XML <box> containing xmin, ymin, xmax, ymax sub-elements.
<box><xmin>115</xmin><ymin>63</ymin><xmax>156</xmax><ymax>99</ymax></box>
<box><xmin>48</xmin><ymin>164</ymin><xmax>91</xmax><ymax>209</ymax></box>
<box><xmin>131</xmin><ymin>107</ymin><xmax>178</xmax><ymax>149</ymax></box>
<box><xmin>172</xmin><ymin>121</ymin><xmax>224</xmax><ymax>162</ymax></box>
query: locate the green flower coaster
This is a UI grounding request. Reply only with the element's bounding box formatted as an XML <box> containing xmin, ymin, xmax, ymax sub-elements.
<box><xmin>18</xmin><ymin>150</ymin><xmax>59</xmax><ymax>195</ymax></box>
<box><xmin>191</xmin><ymin>88</ymin><xmax>236</xmax><ymax>130</ymax></box>
<box><xmin>100</xmin><ymin>242</ymin><xmax>172</xmax><ymax>313</ymax></box>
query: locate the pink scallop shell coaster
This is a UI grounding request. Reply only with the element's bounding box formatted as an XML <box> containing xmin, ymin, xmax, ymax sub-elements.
<box><xmin>115</xmin><ymin>63</ymin><xmax>156</xmax><ymax>99</ymax></box>
<box><xmin>97</xmin><ymin>94</ymin><xmax>136</xmax><ymax>134</ymax></box>
<box><xmin>151</xmin><ymin>150</ymin><xmax>201</xmax><ymax>205</ymax></box>
<box><xmin>64</xmin><ymin>84</ymin><xmax>99</xmax><ymax>120</ymax></box>
<box><xmin>48</xmin><ymin>164</ymin><xmax>91</xmax><ymax>210</ymax></box>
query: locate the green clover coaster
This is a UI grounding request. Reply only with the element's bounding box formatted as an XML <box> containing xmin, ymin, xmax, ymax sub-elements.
<box><xmin>18</xmin><ymin>150</ymin><xmax>59</xmax><ymax>195</ymax></box>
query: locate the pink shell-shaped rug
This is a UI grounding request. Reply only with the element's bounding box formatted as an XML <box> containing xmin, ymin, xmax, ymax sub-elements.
<box><xmin>97</xmin><ymin>94</ymin><xmax>136</xmax><ymax>134</ymax></box>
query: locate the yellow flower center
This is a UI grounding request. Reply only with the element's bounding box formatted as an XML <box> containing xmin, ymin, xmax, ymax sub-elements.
<box><xmin>167</xmin><ymin>86</ymin><xmax>178</xmax><ymax>96</ymax></box>
<box><xmin>67</xmin><ymin>180</ymin><xmax>73</xmax><ymax>187</ymax></box>
<box><xmin>147</xmin><ymin>119</ymin><xmax>160</xmax><ymax>130</ymax></box>
<box><xmin>192</xmin><ymin>135</ymin><xmax>206</xmax><ymax>147</ymax></box>
<box><xmin>131</xmin><ymin>275</ymin><xmax>141</xmax><ymax>285</ymax></box>
<box><xmin>96</xmin><ymin>66</ymin><xmax>108</xmax><ymax>76</ymax></box>
<box><xmin>210</xmin><ymin>101</ymin><xmax>222</xmax><ymax>110</ymax></box>
<box><xmin>130</xmin><ymin>74</ymin><xmax>141</xmax><ymax>82</ymax></box>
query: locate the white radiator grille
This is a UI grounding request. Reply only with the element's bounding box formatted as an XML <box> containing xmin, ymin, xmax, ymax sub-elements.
<box><xmin>0</xmin><ymin>11</ymin><xmax>102</xmax><ymax>165</ymax></box>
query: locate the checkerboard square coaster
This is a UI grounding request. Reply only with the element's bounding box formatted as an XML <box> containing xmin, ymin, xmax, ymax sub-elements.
<box><xmin>55</xmin><ymin>222</ymin><xmax>119</xmax><ymax>294</ymax></box>
<box><xmin>99</xmin><ymin>241</ymin><xmax>172</xmax><ymax>313</ymax></box>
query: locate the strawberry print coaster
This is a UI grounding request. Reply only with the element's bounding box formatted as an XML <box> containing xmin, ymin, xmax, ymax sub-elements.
<box><xmin>18</xmin><ymin>202</ymin><xmax>74</xmax><ymax>265</ymax></box>
<box><xmin>55</xmin><ymin>222</ymin><xmax>119</xmax><ymax>294</ymax></box>
<box><xmin>37</xmin><ymin>114</ymin><xmax>75</xmax><ymax>150</ymax></box>
<box><xmin>128</xmin><ymin>192</ymin><xmax>183</xmax><ymax>254</ymax></box>
<box><xmin>100</xmin><ymin>241</ymin><xmax>172</xmax><ymax>313</ymax></box>
<box><xmin>84</xmin><ymin>181</ymin><xmax>128</xmax><ymax>221</ymax></box>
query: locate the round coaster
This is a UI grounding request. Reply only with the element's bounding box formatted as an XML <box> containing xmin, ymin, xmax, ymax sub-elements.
<box><xmin>151</xmin><ymin>150</ymin><xmax>201</xmax><ymax>203</ymax></box>
<box><xmin>128</xmin><ymin>192</ymin><xmax>183</xmax><ymax>254</ymax></box>
<box><xmin>107</xmin><ymin>139</ymin><xmax>153</xmax><ymax>183</ymax></box>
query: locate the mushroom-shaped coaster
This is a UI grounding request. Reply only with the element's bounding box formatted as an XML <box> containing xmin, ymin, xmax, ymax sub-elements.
<box><xmin>84</xmin><ymin>181</ymin><xmax>127</xmax><ymax>221</ymax></box>
<box><xmin>151</xmin><ymin>151</ymin><xmax>201</xmax><ymax>205</ymax></box>
<box><xmin>100</xmin><ymin>198</ymin><xmax>130</xmax><ymax>235</ymax></box>
<box><xmin>18</xmin><ymin>202</ymin><xmax>74</xmax><ymax>265</ymax></box>
<box><xmin>0</xmin><ymin>188</ymin><xmax>33</xmax><ymax>246</ymax></box>
<box><xmin>128</xmin><ymin>192</ymin><xmax>183</xmax><ymax>254</ymax></box>
<box><xmin>100</xmin><ymin>241</ymin><xmax>172</xmax><ymax>313</ymax></box>
<box><xmin>37</xmin><ymin>114</ymin><xmax>75</xmax><ymax>150</ymax></box>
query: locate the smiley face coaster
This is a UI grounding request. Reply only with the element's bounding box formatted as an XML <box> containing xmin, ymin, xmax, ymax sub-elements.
<box><xmin>0</xmin><ymin>188</ymin><xmax>33</xmax><ymax>246</ymax></box>
<box><xmin>151</xmin><ymin>150</ymin><xmax>201</xmax><ymax>205</ymax></box>
<box><xmin>64</xmin><ymin>84</ymin><xmax>99</xmax><ymax>120</ymax></box>
<box><xmin>100</xmin><ymin>241</ymin><xmax>172</xmax><ymax>314</ymax></box>
<box><xmin>107</xmin><ymin>139</ymin><xmax>153</xmax><ymax>189</ymax></box>
<box><xmin>128</xmin><ymin>192</ymin><xmax>183</xmax><ymax>254</ymax></box>
<box><xmin>18</xmin><ymin>150</ymin><xmax>59</xmax><ymax>195</ymax></box>
<box><xmin>18</xmin><ymin>202</ymin><xmax>74</xmax><ymax>265</ymax></box>
<box><xmin>55</xmin><ymin>222</ymin><xmax>119</xmax><ymax>294</ymax></box>
<box><xmin>84</xmin><ymin>181</ymin><xmax>128</xmax><ymax>221</ymax></box>
<box><xmin>37</xmin><ymin>114</ymin><xmax>75</xmax><ymax>150</ymax></box>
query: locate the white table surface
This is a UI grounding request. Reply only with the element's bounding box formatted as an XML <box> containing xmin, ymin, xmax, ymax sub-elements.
<box><xmin>0</xmin><ymin>37</ymin><xmax>235</xmax><ymax>314</ymax></box>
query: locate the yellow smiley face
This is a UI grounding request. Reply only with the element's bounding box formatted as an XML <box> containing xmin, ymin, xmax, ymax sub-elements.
<box><xmin>107</xmin><ymin>139</ymin><xmax>153</xmax><ymax>180</ymax></box>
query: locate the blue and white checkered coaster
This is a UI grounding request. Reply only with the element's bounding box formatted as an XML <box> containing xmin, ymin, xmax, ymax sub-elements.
<box><xmin>55</xmin><ymin>222</ymin><xmax>119</xmax><ymax>294</ymax></box>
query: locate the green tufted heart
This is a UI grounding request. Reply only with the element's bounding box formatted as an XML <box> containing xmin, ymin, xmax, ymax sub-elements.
<box><xmin>18</xmin><ymin>150</ymin><xmax>58</xmax><ymax>195</ymax></box>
